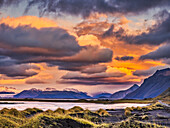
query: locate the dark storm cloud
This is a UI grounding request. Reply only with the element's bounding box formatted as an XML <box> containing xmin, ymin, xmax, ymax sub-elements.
<box><xmin>115</xmin><ymin>56</ymin><xmax>134</xmax><ymax>61</ymax></box>
<box><xmin>0</xmin><ymin>0</ymin><xmax>21</xmax><ymax>7</ymax></box>
<box><xmin>23</xmin><ymin>0</ymin><xmax>170</xmax><ymax>18</ymax></box>
<box><xmin>0</xmin><ymin>24</ymin><xmax>113</xmax><ymax>76</ymax></box>
<box><xmin>140</xmin><ymin>44</ymin><xmax>170</xmax><ymax>60</ymax></box>
<box><xmin>98</xmin><ymin>10</ymin><xmax>170</xmax><ymax>46</ymax></box>
<box><xmin>0</xmin><ymin>24</ymin><xmax>81</xmax><ymax>56</ymax></box>
<box><xmin>123</xmin><ymin>10</ymin><xmax>170</xmax><ymax>45</ymax></box>
<box><xmin>0</xmin><ymin>55</ymin><xmax>16</xmax><ymax>66</ymax></box>
<box><xmin>0</xmin><ymin>64</ymin><xmax>39</xmax><ymax>78</ymax></box>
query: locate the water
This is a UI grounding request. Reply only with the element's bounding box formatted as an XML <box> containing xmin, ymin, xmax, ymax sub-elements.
<box><xmin>0</xmin><ymin>101</ymin><xmax>149</xmax><ymax>111</ymax></box>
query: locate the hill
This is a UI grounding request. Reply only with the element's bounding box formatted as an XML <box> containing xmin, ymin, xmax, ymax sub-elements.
<box><xmin>124</xmin><ymin>68</ymin><xmax>170</xmax><ymax>99</ymax></box>
<box><xmin>93</xmin><ymin>93</ymin><xmax>112</xmax><ymax>99</ymax></box>
<box><xmin>110</xmin><ymin>84</ymin><xmax>139</xmax><ymax>99</ymax></box>
<box><xmin>14</xmin><ymin>88</ymin><xmax>91</xmax><ymax>99</ymax></box>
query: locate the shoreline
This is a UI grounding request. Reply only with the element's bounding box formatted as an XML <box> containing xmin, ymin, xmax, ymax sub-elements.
<box><xmin>0</xmin><ymin>98</ymin><xmax>153</xmax><ymax>104</ymax></box>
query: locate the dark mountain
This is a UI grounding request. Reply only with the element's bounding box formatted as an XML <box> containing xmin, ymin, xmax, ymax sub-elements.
<box><xmin>14</xmin><ymin>88</ymin><xmax>91</xmax><ymax>99</ymax></box>
<box><xmin>36</xmin><ymin>90</ymin><xmax>91</xmax><ymax>99</ymax></box>
<box><xmin>0</xmin><ymin>92</ymin><xmax>15</xmax><ymax>94</ymax></box>
<box><xmin>93</xmin><ymin>93</ymin><xmax>112</xmax><ymax>98</ymax></box>
<box><xmin>154</xmin><ymin>87</ymin><xmax>170</xmax><ymax>101</ymax></box>
<box><xmin>124</xmin><ymin>68</ymin><xmax>170</xmax><ymax>99</ymax></box>
<box><xmin>14</xmin><ymin>88</ymin><xmax>42</xmax><ymax>98</ymax></box>
<box><xmin>110</xmin><ymin>84</ymin><xmax>139</xmax><ymax>99</ymax></box>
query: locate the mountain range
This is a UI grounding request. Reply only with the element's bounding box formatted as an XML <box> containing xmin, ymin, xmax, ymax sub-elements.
<box><xmin>0</xmin><ymin>86</ymin><xmax>19</xmax><ymax>94</ymax></box>
<box><xmin>110</xmin><ymin>84</ymin><xmax>139</xmax><ymax>99</ymax></box>
<box><xmin>124</xmin><ymin>68</ymin><xmax>170</xmax><ymax>99</ymax></box>
<box><xmin>7</xmin><ymin>68</ymin><xmax>170</xmax><ymax>99</ymax></box>
<box><xmin>14</xmin><ymin>88</ymin><xmax>42</xmax><ymax>98</ymax></box>
<box><xmin>93</xmin><ymin>93</ymin><xmax>112</xmax><ymax>99</ymax></box>
<box><xmin>154</xmin><ymin>87</ymin><xmax>170</xmax><ymax>100</ymax></box>
<box><xmin>14</xmin><ymin>88</ymin><xmax>92</xmax><ymax>99</ymax></box>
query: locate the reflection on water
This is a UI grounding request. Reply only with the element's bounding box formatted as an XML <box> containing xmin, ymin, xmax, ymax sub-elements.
<box><xmin>0</xmin><ymin>101</ymin><xmax>149</xmax><ymax>111</ymax></box>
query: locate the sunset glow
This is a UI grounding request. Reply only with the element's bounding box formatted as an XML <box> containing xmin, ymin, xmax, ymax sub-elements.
<box><xmin>0</xmin><ymin>0</ymin><xmax>169</xmax><ymax>94</ymax></box>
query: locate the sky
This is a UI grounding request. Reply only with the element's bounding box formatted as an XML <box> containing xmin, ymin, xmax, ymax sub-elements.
<box><xmin>0</xmin><ymin>0</ymin><xmax>170</xmax><ymax>95</ymax></box>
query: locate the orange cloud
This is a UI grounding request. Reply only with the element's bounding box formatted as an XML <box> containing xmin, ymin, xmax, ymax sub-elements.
<box><xmin>77</xmin><ymin>34</ymin><xmax>101</xmax><ymax>46</ymax></box>
<box><xmin>0</xmin><ymin>16</ymin><xmax>58</xmax><ymax>29</ymax></box>
<box><xmin>118</xmin><ymin>16</ymin><xmax>131</xmax><ymax>25</ymax></box>
<box><xmin>0</xmin><ymin>79</ymin><xmax>25</xmax><ymax>85</ymax></box>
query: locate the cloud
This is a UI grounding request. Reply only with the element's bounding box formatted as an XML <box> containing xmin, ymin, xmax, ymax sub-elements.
<box><xmin>133</xmin><ymin>66</ymin><xmax>170</xmax><ymax>76</ymax></box>
<box><xmin>0</xmin><ymin>16</ymin><xmax>58</xmax><ymax>29</ymax></box>
<box><xmin>115</xmin><ymin>56</ymin><xmax>134</xmax><ymax>61</ymax></box>
<box><xmin>60</xmin><ymin>46</ymin><xmax>113</xmax><ymax>63</ymax></box>
<box><xmin>60</xmin><ymin>71</ymin><xmax>127</xmax><ymax>85</ymax></box>
<box><xmin>81</xmin><ymin>65</ymin><xmax>107</xmax><ymax>74</ymax></box>
<box><xmin>0</xmin><ymin>21</ymin><xmax>113</xmax><ymax>78</ymax></box>
<box><xmin>0</xmin><ymin>0</ymin><xmax>21</xmax><ymax>7</ymax></box>
<box><xmin>118</xmin><ymin>16</ymin><xmax>131</xmax><ymax>25</ymax></box>
<box><xmin>140</xmin><ymin>44</ymin><xmax>170</xmax><ymax>60</ymax></box>
<box><xmin>0</xmin><ymin>64</ymin><xmax>40</xmax><ymax>78</ymax></box>
<box><xmin>0</xmin><ymin>24</ymin><xmax>81</xmax><ymax>56</ymax></box>
<box><xmin>23</xmin><ymin>0</ymin><xmax>170</xmax><ymax>18</ymax></box>
<box><xmin>124</xmin><ymin>10</ymin><xmax>170</xmax><ymax>45</ymax></box>
<box><xmin>0</xmin><ymin>55</ymin><xmax>16</xmax><ymax>66</ymax></box>
<box><xmin>59</xmin><ymin>78</ymin><xmax>133</xmax><ymax>85</ymax></box>
<box><xmin>62</xmin><ymin>71</ymin><xmax>125</xmax><ymax>79</ymax></box>
<box><xmin>25</xmin><ymin>78</ymin><xmax>47</xmax><ymax>84</ymax></box>
<box><xmin>163</xmin><ymin>58</ymin><xmax>170</xmax><ymax>65</ymax></box>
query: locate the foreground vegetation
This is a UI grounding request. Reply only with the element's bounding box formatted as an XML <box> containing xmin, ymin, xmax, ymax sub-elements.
<box><xmin>0</xmin><ymin>101</ymin><xmax>169</xmax><ymax>128</ymax></box>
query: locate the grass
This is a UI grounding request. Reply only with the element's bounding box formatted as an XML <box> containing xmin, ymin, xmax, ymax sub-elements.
<box><xmin>0</xmin><ymin>107</ymin><xmax>112</xmax><ymax>128</ymax></box>
<box><xmin>118</xmin><ymin>117</ymin><xmax>167</xmax><ymax>128</ymax></box>
<box><xmin>0</xmin><ymin>101</ymin><xmax>168</xmax><ymax>128</ymax></box>
<box><xmin>124</xmin><ymin>102</ymin><xmax>165</xmax><ymax>115</ymax></box>
<box><xmin>20</xmin><ymin>114</ymin><xmax>96</xmax><ymax>128</ymax></box>
<box><xmin>95</xmin><ymin>109</ymin><xmax>110</xmax><ymax>116</ymax></box>
<box><xmin>121</xmin><ymin>102</ymin><xmax>169</xmax><ymax>128</ymax></box>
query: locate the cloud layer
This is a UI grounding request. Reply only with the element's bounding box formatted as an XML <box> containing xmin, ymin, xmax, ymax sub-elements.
<box><xmin>0</xmin><ymin>22</ymin><xmax>113</xmax><ymax>80</ymax></box>
<box><xmin>24</xmin><ymin>0</ymin><xmax>170</xmax><ymax>17</ymax></box>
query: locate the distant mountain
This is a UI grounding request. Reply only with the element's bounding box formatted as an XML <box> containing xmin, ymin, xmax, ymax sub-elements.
<box><xmin>14</xmin><ymin>88</ymin><xmax>92</xmax><ymax>99</ymax></box>
<box><xmin>110</xmin><ymin>84</ymin><xmax>139</xmax><ymax>99</ymax></box>
<box><xmin>14</xmin><ymin>88</ymin><xmax>42</xmax><ymax>98</ymax></box>
<box><xmin>0</xmin><ymin>92</ymin><xmax>15</xmax><ymax>94</ymax></box>
<box><xmin>36</xmin><ymin>90</ymin><xmax>91</xmax><ymax>99</ymax></box>
<box><xmin>0</xmin><ymin>86</ymin><xmax>19</xmax><ymax>94</ymax></box>
<box><xmin>44</xmin><ymin>88</ymin><xmax>57</xmax><ymax>91</ymax></box>
<box><xmin>63</xmin><ymin>88</ymin><xmax>80</xmax><ymax>93</ymax></box>
<box><xmin>93</xmin><ymin>93</ymin><xmax>112</xmax><ymax>98</ymax></box>
<box><xmin>124</xmin><ymin>68</ymin><xmax>170</xmax><ymax>99</ymax></box>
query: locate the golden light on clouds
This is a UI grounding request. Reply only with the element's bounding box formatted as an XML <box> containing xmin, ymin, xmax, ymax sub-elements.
<box><xmin>0</xmin><ymin>3</ymin><xmax>169</xmax><ymax>94</ymax></box>
<box><xmin>0</xmin><ymin>16</ymin><xmax>58</xmax><ymax>29</ymax></box>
